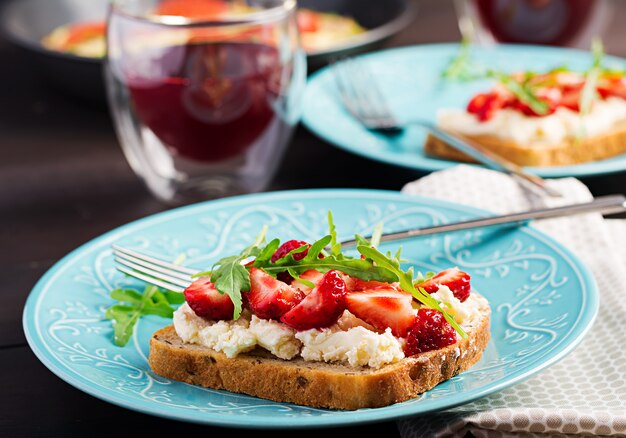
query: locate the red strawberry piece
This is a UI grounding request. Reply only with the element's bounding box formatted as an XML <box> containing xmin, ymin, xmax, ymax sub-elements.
<box><xmin>418</xmin><ymin>268</ymin><xmax>471</xmax><ymax>302</ymax></box>
<box><xmin>559</xmin><ymin>83</ymin><xmax>583</xmax><ymax>111</ymax></box>
<box><xmin>247</xmin><ymin>267</ymin><xmax>304</xmax><ymax>320</ymax></box>
<box><xmin>467</xmin><ymin>92</ymin><xmax>505</xmax><ymax>121</ymax></box>
<box><xmin>291</xmin><ymin>269</ymin><xmax>324</xmax><ymax>294</ymax></box>
<box><xmin>280</xmin><ymin>270</ymin><xmax>347</xmax><ymax>330</ymax></box>
<box><xmin>271</xmin><ymin>239</ymin><xmax>310</xmax><ymax>263</ymax></box>
<box><xmin>404</xmin><ymin>308</ymin><xmax>457</xmax><ymax>356</ymax></box>
<box><xmin>503</xmin><ymin>87</ymin><xmax>560</xmax><ymax>117</ymax></box>
<box><xmin>345</xmin><ymin>287</ymin><xmax>416</xmax><ymax>337</ymax></box>
<box><xmin>597</xmin><ymin>78</ymin><xmax>626</xmax><ymax>100</ymax></box>
<box><xmin>271</xmin><ymin>239</ymin><xmax>312</xmax><ymax>283</ymax></box>
<box><xmin>184</xmin><ymin>277</ymin><xmax>234</xmax><ymax>320</ymax></box>
<box><xmin>343</xmin><ymin>275</ymin><xmax>400</xmax><ymax>292</ymax></box>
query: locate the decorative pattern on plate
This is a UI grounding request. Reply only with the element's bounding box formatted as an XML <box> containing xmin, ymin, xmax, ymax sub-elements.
<box><xmin>23</xmin><ymin>190</ymin><xmax>597</xmax><ymax>428</ymax></box>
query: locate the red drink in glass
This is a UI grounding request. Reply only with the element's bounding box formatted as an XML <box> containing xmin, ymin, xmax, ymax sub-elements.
<box><xmin>127</xmin><ymin>42</ymin><xmax>282</xmax><ymax>163</ymax></box>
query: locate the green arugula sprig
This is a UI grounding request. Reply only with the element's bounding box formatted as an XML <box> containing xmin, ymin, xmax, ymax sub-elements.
<box><xmin>579</xmin><ymin>38</ymin><xmax>605</xmax><ymax>116</ymax></box>
<box><xmin>105</xmin><ymin>285</ymin><xmax>184</xmax><ymax>347</ymax></box>
<box><xmin>252</xmin><ymin>238</ymin><xmax>398</xmax><ymax>284</ymax></box>
<box><xmin>487</xmin><ymin>70</ymin><xmax>550</xmax><ymax>115</ymax></box>
<box><xmin>106</xmin><ymin>212</ymin><xmax>468</xmax><ymax>344</ymax></box>
<box><xmin>442</xmin><ymin>38</ymin><xmax>609</xmax><ymax>119</ymax></box>
<box><xmin>188</xmin><ymin>212</ymin><xmax>466</xmax><ymax>338</ymax></box>
<box><xmin>193</xmin><ymin>226</ymin><xmax>268</xmax><ymax>319</ymax></box>
<box><xmin>356</xmin><ymin>246</ymin><xmax>467</xmax><ymax>338</ymax></box>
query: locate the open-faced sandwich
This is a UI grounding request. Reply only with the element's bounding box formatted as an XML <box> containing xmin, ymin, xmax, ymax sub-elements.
<box><xmin>145</xmin><ymin>217</ymin><xmax>491</xmax><ymax>410</ymax></box>
<box><xmin>41</xmin><ymin>0</ymin><xmax>365</xmax><ymax>58</ymax></box>
<box><xmin>426</xmin><ymin>41</ymin><xmax>626</xmax><ymax>167</ymax></box>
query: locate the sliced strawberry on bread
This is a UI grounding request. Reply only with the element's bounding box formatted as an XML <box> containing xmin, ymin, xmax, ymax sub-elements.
<box><xmin>404</xmin><ymin>308</ymin><xmax>457</xmax><ymax>355</ymax></box>
<box><xmin>280</xmin><ymin>270</ymin><xmax>347</xmax><ymax>330</ymax></box>
<box><xmin>418</xmin><ymin>267</ymin><xmax>471</xmax><ymax>302</ymax></box>
<box><xmin>342</xmin><ymin>274</ymin><xmax>400</xmax><ymax>292</ymax></box>
<box><xmin>184</xmin><ymin>277</ymin><xmax>235</xmax><ymax>320</ymax></box>
<box><xmin>291</xmin><ymin>269</ymin><xmax>324</xmax><ymax>294</ymax></box>
<box><xmin>271</xmin><ymin>239</ymin><xmax>311</xmax><ymax>263</ymax></box>
<box><xmin>247</xmin><ymin>267</ymin><xmax>304</xmax><ymax>320</ymax></box>
<box><xmin>345</xmin><ymin>287</ymin><xmax>416</xmax><ymax>337</ymax></box>
<box><xmin>271</xmin><ymin>239</ymin><xmax>315</xmax><ymax>283</ymax></box>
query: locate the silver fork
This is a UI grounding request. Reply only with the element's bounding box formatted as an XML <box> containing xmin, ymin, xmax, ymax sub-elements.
<box><xmin>113</xmin><ymin>245</ymin><xmax>196</xmax><ymax>292</ymax></box>
<box><xmin>112</xmin><ymin>193</ymin><xmax>626</xmax><ymax>290</ymax></box>
<box><xmin>331</xmin><ymin>58</ymin><xmax>563</xmax><ymax>198</ymax></box>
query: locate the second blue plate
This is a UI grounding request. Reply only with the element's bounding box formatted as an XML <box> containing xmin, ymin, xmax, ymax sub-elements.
<box><xmin>302</xmin><ymin>43</ymin><xmax>626</xmax><ymax>178</ymax></box>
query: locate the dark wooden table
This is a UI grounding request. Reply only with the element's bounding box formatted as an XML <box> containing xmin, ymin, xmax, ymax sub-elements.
<box><xmin>3</xmin><ymin>1</ymin><xmax>626</xmax><ymax>437</ymax></box>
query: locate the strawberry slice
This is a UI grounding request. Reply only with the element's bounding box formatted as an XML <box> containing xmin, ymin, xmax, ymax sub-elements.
<box><xmin>467</xmin><ymin>92</ymin><xmax>506</xmax><ymax>121</ymax></box>
<box><xmin>404</xmin><ymin>308</ymin><xmax>457</xmax><ymax>356</ymax></box>
<box><xmin>417</xmin><ymin>268</ymin><xmax>471</xmax><ymax>302</ymax></box>
<box><xmin>184</xmin><ymin>277</ymin><xmax>234</xmax><ymax>320</ymax></box>
<box><xmin>345</xmin><ymin>288</ymin><xmax>416</xmax><ymax>337</ymax></box>
<box><xmin>247</xmin><ymin>267</ymin><xmax>304</xmax><ymax>320</ymax></box>
<box><xmin>559</xmin><ymin>84</ymin><xmax>583</xmax><ymax>111</ymax></box>
<box><xmin>271</xmin><ymin>239</ymin><xmax>312</xmax><ymax>283</ymax></box>
<box><xmin>291</xmin><ymin>269</ymin><xmax>324</xmax><ymax>294</ymax></box>
<box><xmin>343</xmin><ymin>275</ymin><xmax>400</xmax><ymax>292</ymax></box>
<box><xmin>280</xmin><ymin>270</ymin><xmax>347</xmax><ymax>330</ymax></box>
<box><xmin>271</xmin><ymin>239</ymin><xmax>310</xmax><ymax>263</ymax></box>
<box><xmin>597</xmin><ymin>77</ymin><xmax>626</xmax><ymax>100</ymax></box>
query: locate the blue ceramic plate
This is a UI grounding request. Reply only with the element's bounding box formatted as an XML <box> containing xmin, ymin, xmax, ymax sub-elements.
<box><xmin>302</xmin><ymin>43</ymin><xmax>626</xmax><ymax>178</ymax></box>
<box><xmin>23</xmin><ymin>189</ymin><xmax>598</xmax><ymax>428</ymax></box>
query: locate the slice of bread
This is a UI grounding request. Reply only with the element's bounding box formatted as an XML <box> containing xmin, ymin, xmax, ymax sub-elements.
<box><xmin>148</xmin><ymin>296</ymin><xmax>491</xmax><ymax>410</ymax></box>
<box><xmin>423</xmin><ymin>121</ymin><xmax>626</xmax><ymax>167</ymax></box>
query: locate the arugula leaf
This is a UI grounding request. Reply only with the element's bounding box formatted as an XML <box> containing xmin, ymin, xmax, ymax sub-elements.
<box><xmin>255</xmin><ymin>238</ymin><xmax>281</xmax><ymax>264</ymax></box>
<box><xmin>579</xmin><ymin>37</ymin><xmax>604</xmax><ymax>116</ymax></box>
<box><xmin>370</xmin><ymin>223</ymin><xmax>384</xmax><ymax>248</ymax></box>
<box><xmin>357</xmin><ymin>245</ymin><xmax>467</xmax><ymax>338</ymax></box>
<box><xmin>105</xmin><ymin>284</ymin><xmax>180</xmax><ymax>346</ymax></box>
<box><xmin>252</xmin><ymin>235</ymin><xmax>399</xmax><ymax>283</ymax></box>
<box><xmin>327</xmin><ymin>211</ymin><xmax>342</xmax><ymax>256</ymax></box>
<box><xmin>442</xmin><ymin>37</ymin><xmax>483</xmax><ymax>81</ymax></box>
<box><xmin>353</xmin><ymin>234</ymin><xmax>372</xmax><ymax>248</ymax></box>
<box><xmin>488</xmin><ymin>70</ymin><xmax>549</xmax><ymax>115</ymax></box>
<box><xmin>194</xmin><ymin>226</ymin><xmax>269</xmax><ymax>320</ymax></box>
<box><xmin>289</xmin><ymin>270</ymin><xmax>316</xmax><ymax>289</ymax></box>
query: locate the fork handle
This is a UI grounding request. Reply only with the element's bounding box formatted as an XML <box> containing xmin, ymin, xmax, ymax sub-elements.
<box><xmin>415</xmin><ymin>120</ymin><xmax>562</xmax><ymax>198</ymax></box>
<box><xmin>340</xmin><ymin>194</ymin><xmax>626</xmax><ymax>246</ymax></box>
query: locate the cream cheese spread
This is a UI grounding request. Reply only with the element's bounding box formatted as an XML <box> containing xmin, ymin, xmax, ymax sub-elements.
<box><xmin>430</xmin><ymin>285</ymin><xmax>484</xmax><ymax>328</ymax></box>
<box><xmin>437</xmin><ymin>97</ymin><xmax>626</xmax><ymax>146</ymax></box>
<box><xmin>295</xmin><ymin>326</ymin><xmax>405</xmax><ymax>368</ymax></box>
<box><xmin>173</xmin><ymin>290</ymin><xmax>487</xmax><ymax>368</ymax></box>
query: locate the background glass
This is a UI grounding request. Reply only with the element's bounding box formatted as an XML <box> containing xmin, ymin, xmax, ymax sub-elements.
<box><xmin>454</xmin><ymin>0</ymin><xmax>614</xmax><ymax>49</ymax></box>
<box><xmin>105</xmin><ymin>0</ymin><xmax>306</xmax><ymax>205</ymax></box>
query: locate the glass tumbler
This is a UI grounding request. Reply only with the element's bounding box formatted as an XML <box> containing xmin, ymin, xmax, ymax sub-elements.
<box><xmin>454</xmin><ymin>0</ymin><xmax>614</xmax><ymax>49</ymax></box>
<box><xmin>105</xmin><ymin>0</ymin><xmax>306</xmax><ymax>204</ymax></box>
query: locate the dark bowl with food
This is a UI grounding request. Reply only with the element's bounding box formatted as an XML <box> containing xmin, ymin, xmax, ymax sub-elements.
<box><xmin>0</xmin><ymin>0</ymin><xmax>416</xmax><ymax>103</ymax></box>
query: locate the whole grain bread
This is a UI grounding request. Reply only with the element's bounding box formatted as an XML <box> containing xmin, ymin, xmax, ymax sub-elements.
<box><xmin>423</xmin><ymin>121</ymin><xmax>626</xmax><ymax>167</ymax></box>
<box><xmin>148</xmin><ymin>296</ymin><xmax>491</xmax><ymax>410</ymax></box>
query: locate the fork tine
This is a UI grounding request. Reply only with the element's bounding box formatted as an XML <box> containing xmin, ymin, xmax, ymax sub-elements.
<box><xmin>345</xmin><ymin>58</ymin><xmax>387</xmax><ymax>120</ymax></box>
<box><xmin>332</xmin><ymin>59</ymin><xmax>363</xmax><ymax>119</ymax></box>
<box><xmin>115</xmin><ymin>265</ymin><xmax>187</xmax><ymax>293</ymax></box>
<box><xmin>332</xmin><ymin>57</ymin><xmax>398</xmax><ymax>128</ymax></box>
<box><xmin>355</xmin><ymin>61</ymin><xmax>397</xmax><ymax>122</ymax></box>
<box><xmin>114</xmin><ymin>254</ymin><xmax>195</xmax><ymax>284</ymax></box>
<box><xmin>115</xmin><ymin>256</ymin><xmax>192</xmax><ymax>289</ymax></box>
<box><xmin>112</xmin><ymin>245</ymin><xmax>198</xmax><ymax>276</ymax></box>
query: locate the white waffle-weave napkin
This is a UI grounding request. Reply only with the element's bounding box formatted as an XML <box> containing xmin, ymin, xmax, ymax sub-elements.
<box><xmin>397</xmin><ymin>165</ymin><xmax>626</xmax><ymax>437</ymax></box>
